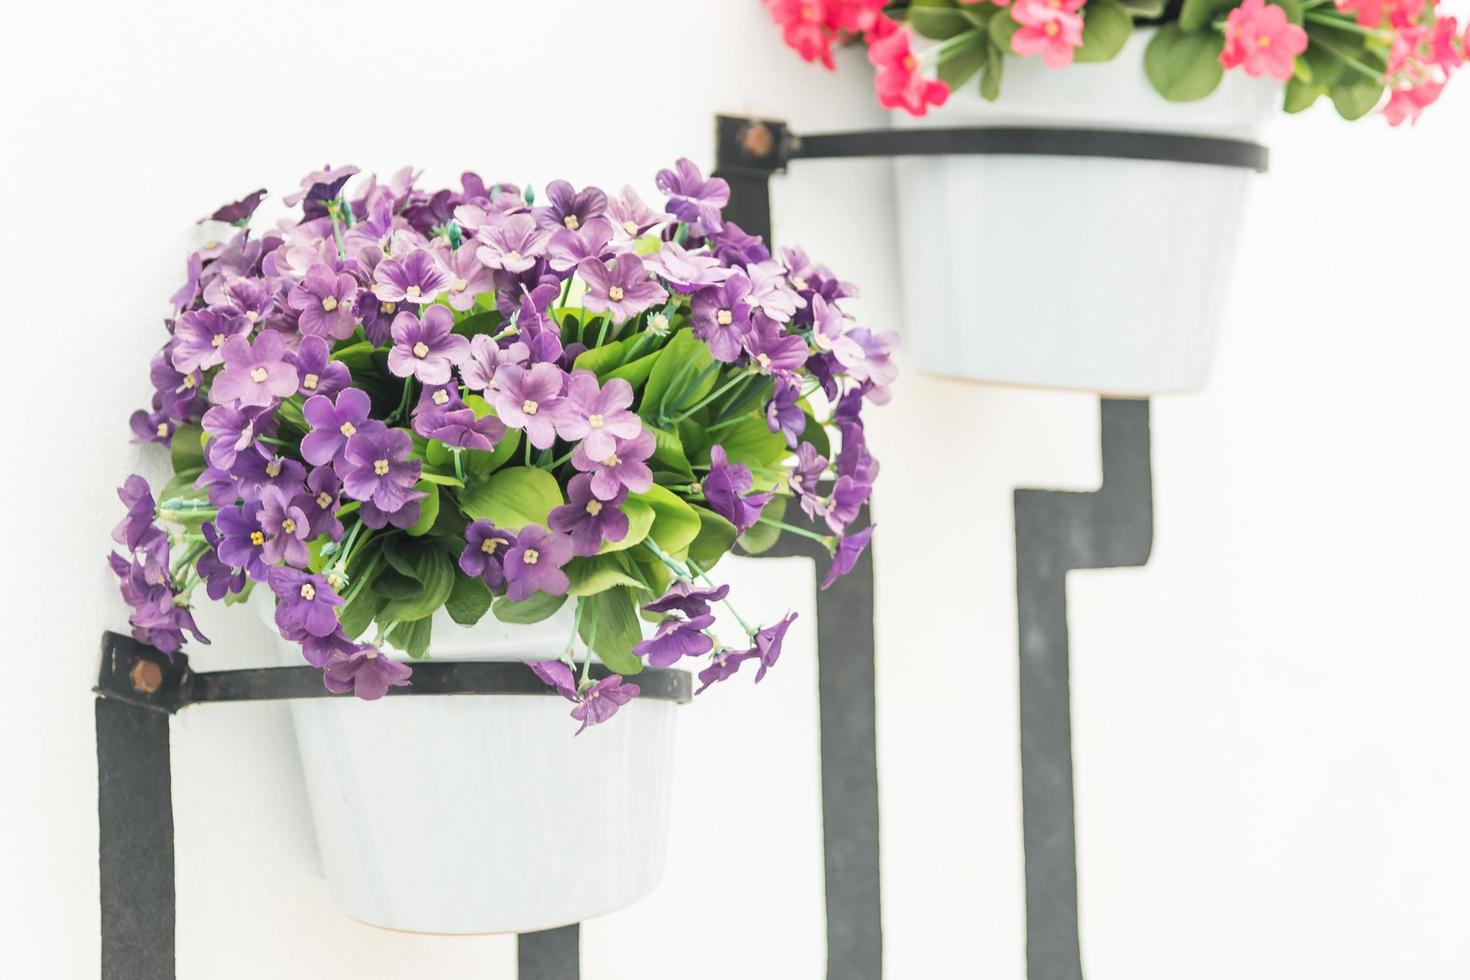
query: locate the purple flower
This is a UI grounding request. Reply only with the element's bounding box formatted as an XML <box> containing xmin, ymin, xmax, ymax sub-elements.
<box><xmin>210</xmin><ymin>330</ymin><xmax>299</xmax><ymax>409</ymax></box>
<box><xmin>440</xmin><ymin>245</ymin><xmax>495</xmax><ymax>311</ymax></box>
<box><xmin>691</xmin><ymin>271</ymin><xmax>753</xmax><ymax>363</ymax></box>
<box><xmin>221</xmin><ymin>277</ymin><xmax>276</xmax><ymax>324</ymax></box>
<box><xmin>112</xmin><ymin>475</ymin><xmax>159</xmax><ymax>552</ymax></box>
<box><xmin>571</xmin><ymin>428</ymin><xmax>655</xmax><ymax>501</ymax></box>
<box><xmin>742</xmin><ymin>314</ymin><xmax>810</xmax><ymax>377</ymax></box>
<box><xmin>284</xmin><ymin>164</ymin><xmax>359</xmax><ymax>209</ymax></box>
<box><xmin>235</xmin><ymin>446</ymin><xmax>306</xmax><ymax>504</ymax></box>
<box><xmin>196</xmin><ymin>522</ymin><xmax>246</xmax><ymax>601</ymax></box>
<box><xmin>301</xmin><ymin>388</ymin><xmax>373</xmax><ymax>469</ymax></box>
<box><xmin>292</xmin><ymin>629</ymin><xmax>358</xmax><ymax>669</ymax></box>
<box><xmin>530</xmin><ymin>658</ymin><xmax>578</xmax><ymax>698</ymax></box>
<box><xmin>701</xmin><ymin>445</ymin><xmax>774</xmax><ymax>535</ymax></box>
<box><xmin>257</xmin><ymin>485</ymin><xmax>311</xmax><ymax>567</ymax></box>
<box><xmin>359</xmin><ymin>495</ymin><xmax>424</xmax><ymax>531</ymax></box>
<box><xmin>150</xmin><ymin>350</ymin><xmax>205</xmax><ymax>419</ymax></box>
<box><xmin>171</xmin><ymin>251</ymin><xmax>204</xmax><ymax>312</ymax></box>
<box><xmin>750</xmin><ymin>612</ymin><xmax>797</xmax><ymax>681</ymax></box>
<box><xmin>546</xmin><ymin>216</ymin><xmax>615</xmax><ymax>273</ymax></box>
<box><xmin>534</xmin><ymin>180</ymin><xmax>608</xmax><ymax>232</ymax></box>
<box><xmin>294</xmin><ymin>466</ymin><xmax>344</xmax><ymax>541</ymax></box>
<box><xmin>388</xmin><ymin>306</ymin><xmax>470</xmax><ymax>384</ymax></box>
<box><xmin>201</xmin><ymin>405</ymin><xmax>273</xmax><ymax>470</ymax></box>
<box><xmin>655</xmin><ymin>158</ymin><xmax>729</xmax><ymax>234</ymax></box>
<box><xmin>810</xmin><ymin>294</ymin><xmax>864</xmax><ymax>368</ymax></box>
<box><xmin>549</xmin><ymin>474</ymin><xmax>629</xmax><ymax>557</ymax></box>
<box><xmin>214</xmin><ymin>503</ymin><xmax>271</xmax><ymax>581</ymax></box>
<box><xmin>360</xmin><ymin>292</ymin><xmax>403</xmax><ymax>347</ymax></box>
<box><xmin>559</xmin><ymin>371</ymin><xmax>642</xmax><ymax>461</ymax></box>
<box><xmin>744</xmin><ymin>260</ymin><xmax>804</xmax><ymax>321</ymax></box>
<box><xmin>789</xmin><ymin>441</ymin><xmax>829</xmax><ymax>521</ymax></box>
<box><xmin>634</xmin><ymin>613</ymin><xmax>715</xmax><ymax>668</ymax></box>
<box><xmin>341</xmin><ymin>424</ymin><xmax>421</xmax><ymax>516</ymax></box>
<box><xmin>475</xmin><ymin>214</ymin><xmax>549</xmax><ymax>273</ymax></box>
<box><xmin>130</xmin><ymin>407</ymin><xmax>174</xmax><ymax>446</ymax></box>
<box><xmin>821</xmin><ymin>525</ymin><xmax>874</xmax><ymax>590</ymax></box>
<box><xmin>708</xmin><ymin>221</ymin><xmax>771</xmax><ymax>266</ymax></box>
<box><xmin>643</xmin><ymin>581</ymin><xmax>730</xmax><ymax>619</ymax></box>
<box><xmin>462</xmin><ymin>335</ymin><xmax>530</xmax><ymax>393</ymax></box>
<box><xmin>766</xmin><ymin>377</ymin><xmax>806</xmax><ymax>448</ymax></box>
<box><xmin>202</xmin><ymin>188</ymin><xmax>267</xmax><ymax>225</ymax></box>
<box><xmin>492</xmin><ymin>362</ymin><xmax>568</xmax><ymax>450</ymax></box>
<box><xmin>843</xmin><ymin>327</ymin><xmax>900</xmax><ymax>404</ymax></box>
<box><xmin>695</xmin><ymin>648</ymin><xmax>758</xmax><ymax>694</ymax></box>
<box><xmin>323</xmin><ymin>646</ymin><xmax>412</xmax><ymax>701</ymax></box>
<box><xmin>570</xmin><ymin>674</ymin><xmax>640</xmax><ymax>734</ymax></box>
<box><xmin>606</xmin><ymin>185</ymin><xmax>669</xmax><ymax>240</ymax></box>
<box><xmin>109</xmin><ymin>553</ymin><xmax>208</xmax><ymax>655</ymax></box>
<box><xmin>268</xmin><ymin>567</ymin><xmax>343</xmax><ymax>638</ymax></box>
<box><xmin>459</xmin><ymin>520</ymin><xmax>516</xmax><ymax>592</ymax></box>
<box><xmin>502</xmin><ymin>524</ymin><xmax>573</xmax><ymax>602</ymax></box>
<box><xmin>287</xmin><ymin>264</ymin><xmax>359</xmax><ymax>340</ymax></box>
<box><xmin>577</xmin><ymin>254</ymin><xmax>668</xmax><ymax>325</ymax></box>
<box><xmin>425</xmin><ymin>407</ymin><xmax>506</xmax><ymax>451</ymax></box>
<box><xmin>289</xmin><ymin>335</ymin><xmax>351</xmax><ymax>399</ymax></box>
<box><xmin>172</xmin><ymin>308</ymin><xmax>251</xmax><ymax>374</ymax></box>
<box><xmin>782</xmin><ymin>246</ymin><xmax>856</xmax><ymax>309</ymax></box>
<box><xmin>647</xmin><ymin>241</ymin><xmax>732</xmax><ymax>293</ymax></box>
<box><xmin>373</xmin><ymin>247</ymin><xmax>451</xmax><ymax>306</ymax></box>
<box><xmin>825</xmin><ymin>474</ymin><xmax>871</xmax><ymax>535</ymax></box>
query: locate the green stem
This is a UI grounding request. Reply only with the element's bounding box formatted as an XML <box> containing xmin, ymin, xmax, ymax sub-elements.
<box><xmin>1310</xmin><ymin>36</ymin><xmax>1388</xmax><ymax>79</ymax></box>
<box><xmin>641</xmin><ymin>539</ymin><xmax>693</xmax><ymax>581</ymax></box>
<box><xmin>451</xmin><ymin>447</ymin><xmax>466</xmax><ymax>484</ymax></box>
<box><xmin>1304</xmin><ymin>11</ymin><xmax>1392</xmax><ymax>39</ymax></box>
<box><xmin>757</xmin><ymin>516</ymin><xmax>833</xmax><ymax>545</ymax></box>
<box><xmin>668</xmin><ymin>370</ymin><xmax>754</xmax><ymax>424</ymax></box>
<box><xmin>661</xmin><ymin>361</ymin><xmax>724</xmax><ymax>420</ymax></box>
<box><xmin>595</xmin><ymin>316</ymin><xmax>612</xmax><ymax>349</ymax></box>
<box><xmin>580</xmin><ymin>602</ymin><xmax>599</xmax><ymax>687</ymax></box>
<box><xmin>687</xmin><ymin>559</ymin><xmax>754</xmax><ymax>636</ymax></box>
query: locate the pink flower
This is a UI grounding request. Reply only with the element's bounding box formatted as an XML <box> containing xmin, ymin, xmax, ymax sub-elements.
<box><xmin>868</xmin><ymin>24</ymin><xmax>951</xmax><ymax>116</ymax></box>
<box><xmin>766</xmin><ymin>0</ymin><xmax>836</xmax><ymax>68</ymax></box>
<box><xmin>1383</xmin><ymin>78</ymin><xmax>1444</xmax><ymax>125</ymax></box>
<box><xmin>1010</xmin><ymin>0</ymin><xmax>1087</xmax><ymax>69</ymax></box>
<box><xmin>1429</xmin><ymin>16</ymin><xmax>1466</xmax><ymax>72</ymax></box>
<box><xmin>1335</xmin><ymin>0</ymin><xmax>1421</xmax><ymax>28</ymax></box>
<box><xmin>1221</xmin><ymin>0</ymin><xmax>1308</xmax><ymax>82</ymax></box>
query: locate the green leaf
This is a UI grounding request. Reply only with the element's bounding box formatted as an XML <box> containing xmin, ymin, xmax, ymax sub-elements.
<box><xmin>640</xmin><ymin>330</ymin><xmax>715</xmax><ymax>422</ymax></box>
<box><xmin>1276</xmin><ymin>0</ymin><xmax>1304</xmax><ymax>24</ymax></box>
<box><xmin>1074</xmin><ymin>0</ymin><xmax>1132</xmax><ymax>63</ymax></box>
<box><xmin>445</xmin><ymin>573</ymin><xmax>494</xmax><ymax>626</ymax></box>
<box><xmin>736</xmin><ymin>495</ymin><xmax>789</xmax><ymax>556</ymax></box>
<box><xmin>451</xmin><ymin>310</ymin><xmax>503</xmax><ymax>339</ymax></box>
<box><xmin>418</xmin><ymin>471</ymin><xmax>465</xmax><ymax>488</ymax></box>
<box><xmin>1299</xmin><ymin>37</ymin><xmax>1346</xmax><ymax>89</ymax></box>
<box><xmin>567</xmin><ymin>554</ymin><xmax>645</xmax><ymax>597</ymax></box>
<box><xmin>715</xmin><ymin>415</ymin><xmax>789</xmax><ymax>476</ymax></box>
<box><xmin>1179</xmin><ymin>0</ymin><xmax>1236</xmax><ymax>32</ymax></box>
<box><xmin>171</xmin><ymin>424</ymin><xmax>206</xmax><ymax>475</ymax></box>
<box><xmin>1284</xmin><ymin>78</ymin><xmax>1325</xmax><ymax>113</ymax></box>
<box><xmin>630</xmin><ymin>484</ymin><xmax>702</xmax><ymax>561</ymax></box>
<box><xmin>578</xmin><ymin>588</ymin><xmax>643</xmax><ymax>675</ymax></box>
<box><xmin>1144</xmin><ymin>25</ymin><xmax>1225</xmax><ymax>102</ymax></box>
<box><xmin>606</xmin><ymin>349</ymin><xmax>662</xmax><ymax>390</ymax></box>
<box><xmin>599</xmin><ymin>495</ymin><xmax>655</xmax><ymax>555</ymax></box>
<box><xmin>800</xmin><ymin>409</ymin><xmax>831</xmax><ymax>460</ymax></box>
<box><xmin>338</xmin><ymin>584</ymin><xmax>382</xmax><ymax>639</ymax></box>
<box><xmin>1330</xmin><ymin>78</ymin><xmax>1384</xmax><ymax>120</ymax></box>
<box><xmin>646</xmin><ymin>423</ymin><xmax>696</xmax><ymax>482</ymax></box>
<box><xmin>686</xmin><ymin>506</ymin><xmax>739</xmax><ymax>570</ymax></box>
<box><xmin>937</xmin><ymin>33</ymin><xmax>989</xmax><ymax>89</ymax></box>
<box><xmin>406</xmin><ymin>483</ymin><xmax>440</xmax><ymax>536</ymax></box>
<box><xmin>158</xmin><ymin>469</ymin><xmax>205</xmax><ymax>505</ymax></box>
<box><xmin>911</xmin><ymin>7</ymin><xmax>979</xmax><ymax>40</ymax></box>
<box><xmin>492</xmin><ymin>590</ymin><xmax>568</xmax><ymax>624</ymax></box>
<box><xmin>573</xmin><ymin>340</ymin><xmax>627</xmax><ymax>377</ymax></box>
<box><xmin>989</xmin><ymin>8</ymin><xmax>1021</xmax><ymax>51</ymax></box>
<box><xmin>980</xmin><ymin>40</ymin><xmax>1006</xmax><ymax>100</ymax></box>
<box><xmin>374</xmin><ymin>568</ymin><xmax>422</xmax><ymax>600</ymax></box>
<box><xmin>377</xmin><ymin>544</ymin><xmax>454</xmax><ymax>623</ymax></box>
<box><xmin>459</xmin><ymin>466</ymin><xmax>565</xmax><ymax>529</ymax></box>
<box><xmin>385</xmin><ymin>618</ymin><xmax>432</xmax><ymax>659</ymax></box>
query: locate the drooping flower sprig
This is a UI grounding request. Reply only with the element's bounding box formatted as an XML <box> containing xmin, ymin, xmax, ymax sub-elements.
<box><xmin>765</xmin><ymin>0</ymin><xmax>1466</xmax><ymax>124</ymax></box>
<box><xmin>111</xmin><ymin>161</ymin><xmax>895</xmax><ymax>728</ymax></box>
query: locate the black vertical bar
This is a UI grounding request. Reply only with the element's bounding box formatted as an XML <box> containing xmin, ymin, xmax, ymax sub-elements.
<box><xmin>1014</xmin><ymin>398</ymin><xmax>1153</xmax><ymax>980</ymax></box>
<box><xmin>96</xmin><ymin>697</ymin><xmax>175</xmax><ymax>980</ymax></box>
<box><xmin>518</xmin><ymin>924</ymin><xmax>580</xmax><ymax>980</ymax></box>
<box><xmin>717</xmin><ymin>173</ymin><xmax>773</xmax><ymax>244</ymax></box>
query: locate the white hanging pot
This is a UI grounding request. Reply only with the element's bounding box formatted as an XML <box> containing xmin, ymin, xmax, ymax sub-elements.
<box><xmin>892</xmin><ymin>29</ymin><xmax>1280</xmax><ymax>394</ymax></box>
<box><xmin>256</xmin><ymin>598</ymin><xmax>681</xmax><ymax>934</ymax></box>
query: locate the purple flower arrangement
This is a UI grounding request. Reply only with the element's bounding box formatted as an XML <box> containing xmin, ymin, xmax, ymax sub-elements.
<box><xmin>110</xmin><ymin>161</ymin><xmax>896</xmax><ymax>730</ymax></box>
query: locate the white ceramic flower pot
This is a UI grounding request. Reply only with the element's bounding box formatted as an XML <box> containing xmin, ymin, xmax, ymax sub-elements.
<box><xmin>257</xmin><ymin>599</ymin><xmax>679</xmax><ymax>934</ymax></box>
<box><xmin>893</xmin><ymin>30</ymin><xmax>1280</xmax><ymax>394</ymax></box>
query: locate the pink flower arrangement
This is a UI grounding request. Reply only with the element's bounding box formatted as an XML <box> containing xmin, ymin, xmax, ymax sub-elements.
<box><xmin>764</xmin><ymin>0</ymin><xmax>1467</xmax><ymax>125</ymax></box>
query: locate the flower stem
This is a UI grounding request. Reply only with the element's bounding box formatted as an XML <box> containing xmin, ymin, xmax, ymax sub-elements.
<box><xmin>1304</xmin><ymin>11</ymin><xmax>1392</xmax><ymax>40</ymax></box>
<box><xmin>1305</xmin><ymin>36</ymin><xmax>1387</xmax><ymax>79</ymax></box>
<box><xmin>641</xmin><ymin>539</ymin><xmax>692</xmax><ymax>581</ymax></box>
<box><xmin>662</xmin><ymin>361</ymin><xmax>725</xmax><ymax>421</ymax></box>
<box><xmin>668</xmin><ymin>369</ymin><xmax>754</xmax><ymax>424</ymax></box>
<box><xmin>580</xmin><ymin>602</ymin><xmax>599</xmax><ymax>687</ymax></box>
<box><xmin>687</xmin><ymin>559</ymin><xmax>754</xmax><ymax>637</ymax></box>
<box><xmin>757</xmin><ymin>516</ymin><xmax>833</xmax><ymax>545</ymax></box>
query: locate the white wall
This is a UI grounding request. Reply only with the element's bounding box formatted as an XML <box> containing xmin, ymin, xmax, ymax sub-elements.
<box><xmin>3</xmin><ymin>1</ymin><xmax>1467</xmax><ymax>977</ymax></box>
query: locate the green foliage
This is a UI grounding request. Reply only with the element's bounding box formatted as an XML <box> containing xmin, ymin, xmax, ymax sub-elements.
<box><xmin>386</xmin><ymin>618</ymin><xmax>432</xmax><ymax>659</ymax></box>
<box><xmin>1330</xmin><ymin>78</ymin><xmax>1384</xmax><ymax>120</ymax></box>
<box><xmin>567</xmin><ymin>554</ymin><xmax>645</xmax><ymax>597</ymax></box>
<box><xmin>599</xmin><ymin>495</ymin><xmax>656</xmax><ymax>554</ymax></box>
<box><xmin>458</xmin><ymin>466</ymin><xmax>564</xmax><ymax>529</ymax></box>
<box><xmin>376</xmin><ymin>540</ymin><xmax>455</xmax><ymax>623</ymax></box>
<box><xmin>736</xmin><ymin>495</ymin><xmax>788</xmax><ymax>556</ymax></box>
<box><xmin>641</xmin><ymin>330</ymin><xmax>716</xmax><ymax>423</ymax></box>
<box><xmin>1178</xmin><ymin>0</ymin><xmax>1236</xmax><ymax>33</ymax></box>
<box><xmin>631</xmin><ymin>484</ymin><xmax>702</xmax><ymax>561</ymax></box>
<box><xmin>445</xmin><ymin>572</ymin><xmax>494</xmax><ymax>626</ymax></box>
<box><xmin>1074</xmin><ymin>0</ymin><xmax>1132</xmax><ymax>63</ymax></box>
<box><xmin>492</xmin><ymin>590</ymin><xmax>568</xmax><ymax>624</ymax></box>
<box><xmin>578</xmin><ymin>588</ymin><xmax>643</xmax><ymax>675</ymax></box>
<box><xmin>405</xmin><ymin>483</ymin><xmax>440</xmax><ymax>536</ymax></box>
<box><xmin>980</xmin><ymin>40</ymin><xmax>1006</xmax><ymax>101</ymax></box>
<box><xmin>687</xmin><ymin>506</ymin><xmax>738</xmax><ymax>570</ymax></box>
<box><xmin>1144</xmin><ymin>25</ymin><xmax>1225</xmax><ymax>102</ymax></box>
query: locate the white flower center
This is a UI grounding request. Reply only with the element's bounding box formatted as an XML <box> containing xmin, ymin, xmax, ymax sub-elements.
<box><xmin>245</xmin><ymin>310</ymin><xmax>260</xmax><ymax>322</ymax></box>
<box><xmin>480</xmin><ymin>537</ymin><xmax>501</xmax><ymax>554</ymax></box>
<box><xmin>212</xmin><ymin>334</ymin><xmax>226</xmax><ymax>348</ymax></box>
<box><xmin>365</xmin><ymin>648</ymin><xmax>378</xmax><ymax>660</ymax></box>
<box><xmin>316</xmin><ymin>491</ymin><xmax>333</xmax><ymax>508</ymax></box>
<box><xmin>756</xmin><ymin>353</ymin><xmax>772</xmax><ymax>369</ymax></box>
<box><xmin>373</xmin><ymin>458</ymin><xmax>391</xmax><ymax>476</ymax></box>
<box><xmin>432</xmin><ymin>389</ymin><xmax>449</xmax><ymax>405</ymax></box>
<box><xmin>588</xmin><ymin>413</ymin><xmax>604</xmax><ymax>429</ymax></box>
<box><xmin>412</xmin><ymin>341</ymin><xmax>430</xmax><ymax>358</ymax></box>
<box><xmin>522</xmin><ymin>399</ymin><xmax>539</xmax><ymax>416</ymax></box>
<box><xmin>563</xmin><ymin>215</ymin><xmax>580</xmax><ymax>230</ymax></box>
<box><xmin>249</xmin><ymin>530</ymin><xmax>265</xmax><ymax>546</ymax></box>
<box><xmin>250</xmin><ymin>367</ymin><xmax>268</xmax><ymax>383</ymax></box>
<box><xmin>622</xmin><ymin>220</ymin><xmax>637</xmax><ymax>235</ymax></box>
<box><xmin>281</xmin><ymin>518</ymin><xmax>297</xmax><ymax>535</ymax></box>
<box><xmin>182</xmin><ymin>374</ymin><xmax>198</xmax><ymax>389</ymax></box>
<box><xmin>452</xmin><ymin>278</ymin><xmax>468</xmax><ymax>292</ymax></box>
<box><xmin>266</xmin><ymin>459</ymin><xmax>282</xmax><ymax>477</ymax></box>
<box><xmin>792</xmin><ymin>276</ymin><xmax>808</xmax><ymax>291</ymax></box>
<box><xmin>607</xmin><ymin>285</ymin><xmax>625</xmax><ymax>302</ymax></box>
<box><xmin>586</xmin><ymin>500</ymin><xmax>603</xmax><ymax>516</ymax></box>
<box><xmin>380</xmin><ymin>301</ymin><xmax>396</xmax><ymax>314</ymax></box>
<box><xmin>405</xmin><ymin>285</ymin><xmax>422</xmax><ymax>301</ymax></box>
<box><xmin>507</xmin><ymin>250</ymin><xmax>523</xmax><ymax>263</ymax></box>
<box><xmin>321</xmin><ymin>295</ymin><xmax>338</xmax><ymax>312</ymax></box>
<box><xmin>156</xmin><ymin>422</ymin><xmax>170</xmax><ymax>438</ymax></box>
<box><xmin>302</xmin><ymin>373</ymin><xmax>319</xmax><ymax>391</ymax></box>
<box><xmin>602</xmin><ymin>453</ymin><xmax>621</xmax><ymax>467</ymax></box>
<box><xmin>339</xmin><ymin>421</ymin><xmax>357</xmax><ymax>437</ymax></box>
<box><xmin>523</xmin><ymin>548</ymin><xmax>540</xmax><ymax>565</ymax></box>
<box><xmin>716</xmin><ymin>309</ymin><xmax>733</xmax><ymax>326</ymax></box>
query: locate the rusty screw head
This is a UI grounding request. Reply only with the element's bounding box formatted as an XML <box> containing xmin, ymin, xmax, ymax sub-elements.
<box><xmin>741</xmin><ymin>122</ymin><xmax>775</xmax><ymax>159</ymax></box>
<box><xmin>130</xmin><ymin>658</ymin><xmax>163</xmax><ymax>694</ymax></box>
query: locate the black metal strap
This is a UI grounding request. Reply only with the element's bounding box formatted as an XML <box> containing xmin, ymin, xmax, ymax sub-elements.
<box><xmin>95</xmin><ymin>631</ymin><xmax>692</xmax><ymax>715</ymax></box>
<box><xmin>715</xmin><ymin>114</ymin><xmax>1269</xmax><ymax>176</ymax></box>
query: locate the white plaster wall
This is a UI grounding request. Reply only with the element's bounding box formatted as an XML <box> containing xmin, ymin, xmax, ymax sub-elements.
<box><xmin>2</xmin><ymin>1</ymin><xmax>1467</xmax><ymax>977</ymax></box>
